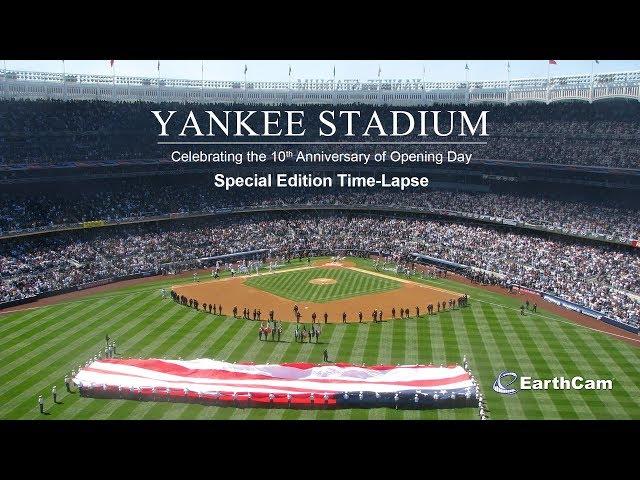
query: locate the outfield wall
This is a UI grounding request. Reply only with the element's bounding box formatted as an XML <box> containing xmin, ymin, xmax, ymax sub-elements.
<box><xmin>542</xmin><ymin>293</ymin><xmax>639</xmax><ymax>334</ymax></box>
<box><xmin>0</xmin><ymin>271</ymin><xmax>156</xmax><ymax>310</ymax></box>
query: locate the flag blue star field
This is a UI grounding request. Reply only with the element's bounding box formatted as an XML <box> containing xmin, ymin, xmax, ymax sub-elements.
<box><xmin>74</xmin><ymin>359</ymin><xmax>479</xmax><ymax>409</ymax></box>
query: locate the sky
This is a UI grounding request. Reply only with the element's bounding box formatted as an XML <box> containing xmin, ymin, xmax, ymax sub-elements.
<box><xmin>3</xmin><ymin>60</ymin><xmax>640</xmax><ymax>83</ymax></box>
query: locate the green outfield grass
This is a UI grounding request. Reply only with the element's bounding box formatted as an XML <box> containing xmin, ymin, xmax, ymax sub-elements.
<box><xmin>1</xmin><ymin>257</ymin><xmax>639</xmax><ymax>420</ymax></box>
<box><xmin>244</xmin><ymin>267</ymin><xmax>401</xmax><ymax>302</ymax></box>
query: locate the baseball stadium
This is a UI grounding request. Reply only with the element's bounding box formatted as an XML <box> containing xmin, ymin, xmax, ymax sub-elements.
<box><xmin>1</xmin><ymin>61</ymin><xmax>639</xmax><ymax>420</ymax></box>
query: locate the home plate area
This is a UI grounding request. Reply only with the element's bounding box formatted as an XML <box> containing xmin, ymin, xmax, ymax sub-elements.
<box><xmin>73</xmin><ymin>358</ymin><xmax>481</xmax><ymax>410</ymax></box>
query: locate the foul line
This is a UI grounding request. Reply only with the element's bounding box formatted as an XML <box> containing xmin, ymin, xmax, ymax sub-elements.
<box><xmin>470</xmin><ymin>297</ymin><xmax>640</xmax><ymax>346</ymax></box>
<box><xmin>172</xmin><ymin>264</ymin><xmax>316</xmax><ymax>290</ymax></box>
<box><xmin>347</xmin><ymin>267</ymin><xmax>462</xmax><ymax>296</ymax></box>
<box><xmin>380</xmin><ymin>274</ymin><xmax>640</xmax><ymax>346</ymax></box>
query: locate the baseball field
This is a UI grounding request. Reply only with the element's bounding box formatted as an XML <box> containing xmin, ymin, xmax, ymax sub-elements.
<box><xmin>1</xmin><ymin>256</ymin><xmax>639</xmax><ymax>420</ymax></box>
<box><xmin>173</xmin><ymin>260</ymin><xmax>462</xmax><ymax>322</ymax></box>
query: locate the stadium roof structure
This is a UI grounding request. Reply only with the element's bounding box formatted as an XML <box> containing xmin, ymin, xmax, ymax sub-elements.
<box><xmin>2</xmin><ymin>69</ymin><xmax>640</xmax><ymax>106</ymax></box>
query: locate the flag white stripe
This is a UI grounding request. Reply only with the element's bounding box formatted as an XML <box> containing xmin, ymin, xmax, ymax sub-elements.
<box><xmin>75</xmin><ymin>370</ymin><xmax>472</xmax><ymax>393</ymax></box>
<box><xmin>74</xmin><ymin>359</ymin><xmax>474</xmax><ymax>395</ymax></box>
<box><xmin>81</xmin><ymin>359</ymin><xmax>467</xmax><ymax>382</ymax></box>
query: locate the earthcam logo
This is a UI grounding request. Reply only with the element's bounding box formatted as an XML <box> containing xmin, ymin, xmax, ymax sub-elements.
<box><xmin>493</xmin><ymin>371</ymin><xmax>613</xmax><ymax>395</ymax></box>
<box><xmin>493</xmin><ymin>371</ymin><xmax>519</xmax><ymax>395</ymax></box>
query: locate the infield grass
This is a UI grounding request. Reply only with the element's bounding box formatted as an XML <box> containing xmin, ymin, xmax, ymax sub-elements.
<box><xmin>1</xmin><ymin>257</ymin><xmax>639</xmax><ymax>420</ymax></box>
<box><xmin>244</xmin><ymin>267</ymin><xmax>401</xmax><ymax>302</ymax></box>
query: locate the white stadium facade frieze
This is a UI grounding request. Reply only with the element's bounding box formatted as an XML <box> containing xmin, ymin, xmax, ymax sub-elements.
<box><xmin>2</xmin><ymin>69</ymin><xmax>640</xmax><ymax>105</ymax></box>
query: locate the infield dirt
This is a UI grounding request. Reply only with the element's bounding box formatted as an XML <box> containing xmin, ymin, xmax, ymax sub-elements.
<box><xmin>172</xmin><ymin>261</ymin><xmax>462</xmax><ymax>323</ymax></box>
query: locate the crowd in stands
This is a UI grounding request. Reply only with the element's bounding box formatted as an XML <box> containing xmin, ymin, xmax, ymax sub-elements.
<box><xmin>2</xmin><ymin>186</ymin><xmax>638</xmax><ymax>241</ymax></box>
<box><xmin>2</xmin><ymin>99</ymin><xmax>640</xmax><ymax>168</ymax></box>
<box><xmin>1</xmin><ymin>98</ymin><xmax>639</xmax><ymax>329</ymax></box>
<box><xmin>1</xmin><ymin>212</ymin><xmax>638</xmax><ymax>328</ymax></box>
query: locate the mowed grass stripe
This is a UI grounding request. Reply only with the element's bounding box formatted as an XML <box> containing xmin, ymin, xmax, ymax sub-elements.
<box><xmin>182</xmin><ymin>314</ymin><xmax>239</xmax><ymax>359</ymax></box>
<box><xmin>383</xmin><ymin>314</ymin><xmax>405</xmax><ymax>420</ymax></box>
<box><xmin>3</xmin><ymin>293</ymin><xmax>156</xmax><ymax>419</ymax></box>
<box><xmin>403</xmin><ymin>318</ymin><xmax>423</xmax><ymax>420</ymax></box>
<box><xmin>580</xmin><ymin>328</ymin><xmax>640</xmax><ymax>397</ymax></box>
<box><xmin>389</xmin><ymin>314</ymin><xmax>424</xmax><ymax>419</ymax></box>
<box><xmin>528</xmin><ymin>312</ymin><xmax>609</xmax><ymax>418</ymax></box>
<box><xmin>418</xmin><ymin>312</ymin><xmax>462</xmax><ymax>419</ymax></box>
<box><xmin>449</xmin><ymin>307</ymin><xmax>483</xmax><ymax>420</ymax></box>
<box><xmin>118</xmin><ymin>307</ymin><xmax>213</xmax><ymax>420</ymax></box>
<box><xmin>484</xmin><ymin>304</ymin><xmax>557</xmax><ymax>419</ymax></box>
<box><xmin>353</xmin><ymin>322</ymin><xmax>389</xmax><ymax>419</ymax></box>
<box><xmin>99</xmin><ymin>305</ymin><xmax>214</xmax><ymax>420</ymax></box>
<box><xmin>0</xmin><ymin>297</ymin><xmax>115</xmax><ymax>354</ymax></box>
<box><xmin>495</xmin><ymin>305</ymin><xmax>566</xmax><ymax>419</ymax></box>
<box><xmin>456</xmin><ymin>305</ymin><xmax>498</xmax><ymax>417</ymax></box>
<box><xmin>59</xmin><ymin>298</ymin><xmax>183</xmax><ymax>420</ymax></box>
<box><xmin>0</xmin><ymin>293</ymin><xmax>140</xmax><ymax>387</ymax></box>
<box><xmin>59</xmin><ymin>298</ymin><xmax>188</xmax><ymax>419</ymax></box>
<box><xmin>510</xmin><ymin>306</ymin><xmax>592</xmax><ymax>419</ymax></box>
<box><xmin>467</xmin><ymin>304</ymin><xmax>527</xmax><ymax>419</ymax></box>
<box><xmin>329</xmin><ymin>324</ymin><xmax>359</xmax><ymax>420</ymax></box>
<box><xmin>0</xmin><ymin>302</ymin><xmax>80</xmax><ymax>337</ymax></box>
<box><xmin>570</xmin><ymin>328</ymin><xmax>640</xmax><ymax>418</ymax></box>
<box><xmin>438</xmin><ymin>312</ymin><xmax>466</xmax><ymax>420</ymax></box>
<box><xmin>535</xmin><ymin>315</ymin><xmax>616</xmax><ymax>419</ymax></box>
<box><xmin>427</xmin><ymin>313</ymin><xmax>446</xmax><ymax>366</ymax></box>
<box><xmin>343</xmin><ymin>322</ymin><xmax>373</xmax><ymax>420</ymax></box>
<box><xmin>430</xmin><ymin>312</ymin><xmax>458</xmax><ymax>420</ymax></box>
<box><xmin>588</xmin><ymin>328</ymin><xmax>640</xmax><ymax>374</ymax></box>
<box><xmin>487</xmin><ymin>306</ymin><xmax>546</xmax><ymax>419</ymax></box>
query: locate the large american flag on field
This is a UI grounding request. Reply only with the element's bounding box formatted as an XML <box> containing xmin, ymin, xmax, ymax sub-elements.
<box><xmin>73</xmin><ymin>359</ymin><xmax>478</xmax><ymax>409</ymax></box>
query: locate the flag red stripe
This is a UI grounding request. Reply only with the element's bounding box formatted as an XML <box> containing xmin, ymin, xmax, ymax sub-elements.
<box><xmin>88</xmin><ymin>387</ymin><xmax>340</xmax><ymax>405</ymax></box>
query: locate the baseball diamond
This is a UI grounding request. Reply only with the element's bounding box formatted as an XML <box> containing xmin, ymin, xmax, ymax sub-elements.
<box><xmin>173</xmin><ymin>262</ymin><xmax>461</xmax><ymax>322</ymax></box>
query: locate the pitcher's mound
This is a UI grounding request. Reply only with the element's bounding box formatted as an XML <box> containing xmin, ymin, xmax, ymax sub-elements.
<box><xmin>309</xmin><ymin>278</ymin><xmax>337</xmax><ymax>285</ymax></box>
